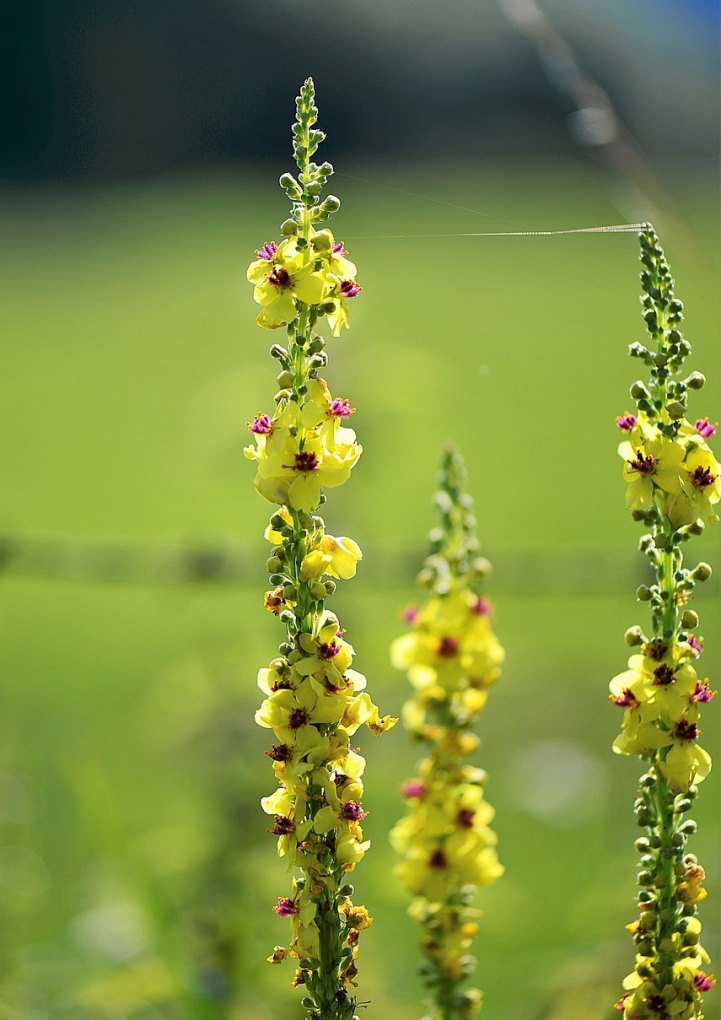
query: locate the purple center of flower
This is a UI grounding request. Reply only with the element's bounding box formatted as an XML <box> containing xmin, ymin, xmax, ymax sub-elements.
<box><xmin>687</xmin><ymin>635</ymin><xmax>703</xmax><ymax>654</ymax></box>
<box><xmin>273</xmin><ymin>897</ymin><xmax>298</xmax><ymax>917</ymax></box>
<box><xmin>289</xmin><ymin>707</ymin><xmax>310</xmax><ymax>730</ymax></box>
<box><xmin>645</xmin><ymin>639</ymin><xmax>668</xmax><ymax>661</ymax></box>
<box><xmin>256</xmin><ymin>241</ymin><xmax>278</xmax><ymax>261</ymax></box>
<box><xmin>695</xmin><ymin>418</ymin><xmax>717</xmax><ymax>438</ymax></box>
<box><xmin>340</xmin><ymin>279</ymin><xmax>361</xmax><ymax>298</ymax></box>
<box><xmin>616</xmin><ymin>413</ymin><xmax>638</xmax><ymax>431</ymax></box>
<box><xmin>471</xmin><ymin>597</ymin><xmax>492</xmax><ymax>616</ymax></box>
<box><xmin>692</xmin><ymin>681</ymin><xmax>715</xmax><ymax>703</ymax></box>
<box><xmin>266</xmin><ymin>743</ymin><xmax>292</xmax><ymax>762</ymax></box>
<box><xmin>646</xmin><ymin>994</ymin><xmax>665</xmax><ymax>1013</ymax></box>
<box><xmin>629</xmin><ymin>451</ymin><xmax>656</xmax><ymax>475</ymax></box>
<box><xmin>613</xmin><ymin>688</ymin><xmax>639</xmax><ymax>708</ymax></box>
<box><xmin>328</xmin><ymin>398</ymin><xmax>354</xmax><ymax>418</ymax></box>
<box><xmin>428</xmin><ymin>848</ymin><xmax>449</xmax><ymax>869</ymax></box>
<box><xmin>270</xmin><ymin>815</ymin><xmax>295</xmax><ymax>836</ymax></box>
<box><xmin>268</xmin><ymin>266</ymin><xmax>292</xmax><ymax>289</ymax></box>
<box><xmin>332</xmin><ymin>241</ymin><xmax>346</xmax><ymax>254</ymax></box>
<box><xmin>653</xmin><ymin>664</ymin><xmax>676</xmax><ymax>687</ymax></box>
<box><xmin>319</xmin><ymin>641</ymin><xmax>341</xmax><ymax>660</ymax></box>
<box><xmin>674</xmin><ymin>719</ymin><xmax>699</xmax><ymax>741</ymax></box>
<box><xmin>293</xmin><ymin>451</ymin><xmax>319</xmax><ymax>472</ymax></box>
<box><xmin>341</xmin><ymin>801</ymin><xmax>367</xmax><ymax>821</ymax></box>
<box><xmin>402</xmin><ymin>780</ymin><xmax>426</xmax><ymax>798</ymax></box>
<box><xmin>457</xmin><ymin>809</ymin><xmax>475</xmax><ymax>828</ymax></box>
<box><xmin>437</xmin><ymin>636</ymin><xmax>459</xmax><ymax>658</ymax></box>
<box><xmin>249</xmin><ymin>413</ymin><xmax>273</xmax><ymax>435</ymax></box>
<box><xmin>690</xmin><ymin>465</ymin><xmax>716</xmax><ymax>489</ymax></box>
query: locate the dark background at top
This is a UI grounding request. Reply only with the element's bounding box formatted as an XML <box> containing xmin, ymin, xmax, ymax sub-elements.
<box><xmin>2</xmin><ymin>0</ymin><xmax>719</xmax><ymax>181</ymax></box>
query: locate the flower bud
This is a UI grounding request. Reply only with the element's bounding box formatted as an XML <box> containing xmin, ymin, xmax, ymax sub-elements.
<box><xmin>636</xmin><ymin>585</ymin><xmax>652</xmax><ymax>601</ymax></box>
<box><xmin>320</xmin><ymin>195</ymin><xmax>341</xmax><ymax>214</ymax></box>
<box><xmin>280</xmin><ymin>218</ymin><xmax>298</xmax><ymax>236</ymax></box>
<box><xmin>681</xmin><ymin>610</ymin><xmax>699</xmax><ymax>629</ymax></box>
<box><xmin>630</xmin><ymin>380</ymin><xmax>650</xmax><ymax>399</ymax></box>
<box><xmin>312</xmin><ymin>229</ymin><xmax>333</xmax><ymax>251</ymax></box>
<box><xmin>666</xmin><ymin>401</ymin><xmax>686</xmax><ymax>419</ymax></box>
<box><xmin>686</xmin><ymin>371</ymin><xmax>706</xmax><ymax>390</ymax></box>
<box><xmin>692</xmin><ymin>562</ymin><xmax>712</xmax><ymax>582</ymax></box>
<box><xmin>625</xmin><ymin>626</ymin><xmax>645</xmax><ymax>646</ymax></box>
<box><xmin>276</xmin><ymin>370</ymin><xmax>294</xmax><ymax>388</ymax></box>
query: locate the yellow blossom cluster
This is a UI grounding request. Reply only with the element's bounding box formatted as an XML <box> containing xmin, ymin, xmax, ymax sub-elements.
<box><xmin>619</xmin><ymin>413</ymin><xmax>720</xmax><ymax>527</ymax></box>
<box><xmin>247</xmin><ymin>228</ymin><xmax>361</xmax><ymax>336</ymax></box>
<box><xmin>390</xmin><ymin>446</ymin><xmax>503</xmax><ymax>1018</ymax></box>
<box><xmin>246</xmin><ymin>79</ymin><xmax>395</xmax><ymax>1017</ymax></box>
<box><xmin>611</xmin><ymin>227</ymin><xmax>716</xmax><ymax>1019</ymax></box>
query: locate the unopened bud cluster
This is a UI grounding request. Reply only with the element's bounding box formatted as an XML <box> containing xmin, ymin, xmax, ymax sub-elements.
<box><xmin>390</xmin><ymin>446</ymin><xmax>504</xmax><ymax>1019</ymax></box>
<box><xmin>611</xmin><ymin>228</ymin><xmax>717</xmax><ymax>1018</ymax></box>
<box><xmin>246</xmin><ymin>80</ymin><xmax>395</xmax><ymax>1020</ymax></box>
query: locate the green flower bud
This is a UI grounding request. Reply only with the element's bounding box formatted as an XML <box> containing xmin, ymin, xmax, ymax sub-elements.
<box><xmin>693</xmin><ymin>562</ymin><xmax>712</xmax><ymax>582</ymax></box>
<box><xmin>310</xmin><ymin>582</ymin><xmax>327</xmax><ymax>599</ymax></box>
<box><xmin>681</xmin><ymin>610</ymin><xmax>699</xmax><ymax>629</ymax></box>
<box><xmin>324</xmin><ymin>579</ymin><xmax>336</xmax><ymax>595</ymax></box>
<box><xmin>320</xmin><ymin>195</ymin><xmax>341</xmax><ymax>213</ymax></box>
<box><xmin>636</xmin><ymin>585</ymin><xmax>652</xmax><ymax>601</ymax></box>
<box><xmin>312</xmin><ymin>229</ymin><xmax>333</xmax><ymax>251</ymax></box>
<box><xmin>630</xmin><ymin>380</ymin><xmax>650</xmax><ymax>399</ymax></box>
<box><xmin>666</xmin><ymin>400</ymin><xmax>686</xmax><ymax>419</ymax></box>
<box><xmin>686</xmin><ymin>371</ymin><xmax>706</xmax><ymax>389</ymax></box>
<box><xmin>276</xmin><ymin>370</ymin><xmax>294</xmax><ymax>388</ymax></box>
<box><xmin>266</xmin><ymin>556</ymin><xmax>283</xmax><ymax>574</ymax></box>
<box><xmin>625</xmin><ymin>626</ymin><xmax>645</xmax><ymax>646</ymax></box>
<box><xmin>280</xmin><ymin>218</ymin><xmax>298</xmax><ymax>236</ymax></box>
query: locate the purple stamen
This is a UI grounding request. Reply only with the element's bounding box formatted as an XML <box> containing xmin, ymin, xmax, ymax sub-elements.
<box><xmin>612</xmin><ymin>688</ymin><xmax>639</xmax><ymax>708</ymax></box>
<box><xmin>270</xmin><ymin>815</ymin><xmax>295</xmax><ymax>836</ymax></box>
<box><xmin>695</xmin><ymin>418</ymin><xmax>717</xmax><ymax>439</ymax></box>
<box><xmin>319</xmin><ymin>641</ymin><xmax>341</xmax><ymax>660</ymax></box>
<box><xmin>402</xmin><ymin>605</ymin><xmax>419</xmax><ymax>624</ymax></box>
<box><xmin>457</xmin><ymin>809</ymin><xmax>475</xmax><ymax>829</ymax></box>
<box><xmin>694</xmin><ymin>973</ymin><xmax>715</xmax><ymax>992</ymax></box>
<box><xmin>249</xmin><ymin>413</ymin><xmax>273</xmax><ymax>435</ymax></box>
<box><xmin>687</xmin><ymin>635</ymin><xmax>704</xmax><ymax>655</ymax></box>
<box><xmin>402</xmin><ymin>780</ymin><xmax>426</xmax><ymax>798</ymax></box>
<box><xmin>428</xmin><ymin>848</ymin><xmax>449</xmax><ymax>869</ymax></box>
<box><xmin>289</xmin><ymin>707</ymin><xmax>310</xmax><ymax>730</ymax></box>
<box><xmin>644</xmin><ymin>639</ymin><xmax>668</xmax><ymax>661</ymax></box>
<box><xmin>653</xmin><ymin>664</ymin><xmax>676</xmax><ymax>687</ymax></box>
<box><xmin>645</xmin><ymin>994</ymin><xmax>665</xmax><ymax>1013</ymax></box>
<box><xmin>273</xmin><ymin>897</ymin><xmax>298</xmax><ymax>917</ymax></box>
<box><xmin>268</xmin><ymin>266</ymin><xmax>292</xmax><ymax>289</ymax></box>
<box><xmin>340</xmin><ymin>800</ymin><xmax>367</xmax><ymax>821</ymax></box>
<box><xmin>328</xmin><ymin>397</ymin><xmax>354</xmax><ymax>418</ymax></box>
<box><xmin>471</xmin><ymin>597</ymin><xmax>492</xmax><ymax>616</ymax></box>
<box><xmin>628</xmin><ymin>451</ymin><xmax>656</xmax><ymax>475</ymax></box>
<box><xmin>340</xmin><ymin>279</ymin><xmax>361</xmax><ymax>298</ymax></box>
<box><xmin>689</xmin><ymin>465</ymin><xmax>716</xmax><ymax>489</ymax></box>
<box><xmin>256</xmin><ymin>241</ymin><xmax>278</xmax><ymax>261</ymax></box>
<box><xmin>437</xmin><ymin>636</ymin><xmax>459</xmax><ymax>658</ymax></box>
<box><xmin>674</xmin><ymin>719</ymin><xmax>699</xmax><ymax>741</ymax></box>
<box><xmin>692</xmin><ymin>681</ymin><xmax>716</xmax><ymax>704</ymax></box>
<box><xmin>266</xmin><ymin>743</ymin><xmax>292</xmax><ymax>762</ymax></box>
<box><xmin>292</xmin><ymin>451</ymin><xmax>319</xmax><ymax>473</ymax></box>
<box><xmin>616</xmin><ymin>413</ymin><xmax>637</xmax><ymax>431</ymax></box>
<box><xmin>332</xmin><ymin>241</ymin><xmax>346</xmax><ymax>254</ymax></box>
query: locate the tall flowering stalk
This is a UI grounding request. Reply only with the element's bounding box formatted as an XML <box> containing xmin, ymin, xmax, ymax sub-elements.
<box><xmin>612</xmin><ymin>227</ymin><xmax>719</xmax><ymax>1018</ymax></box>
<box><xmin>390</xmin><ymin>446</ymin><xmax>504</xmax><ymax>1019</ymax></box>
<box><xmin>245</xmin><ymin>79</ymin><xmax>396</xmax><ymax>1020</ymax></box>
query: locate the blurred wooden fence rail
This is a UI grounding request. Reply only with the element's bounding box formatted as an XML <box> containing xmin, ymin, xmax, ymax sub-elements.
<box><xmin>4</xmin><ymin>531</ymin><xmax>716</xmax><ymax>595</ymax></box>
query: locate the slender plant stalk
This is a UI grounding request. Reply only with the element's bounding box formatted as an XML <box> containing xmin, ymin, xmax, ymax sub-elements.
<box><xmin>245</xmin><ymin>80</ymin><xmax>395</xmax><ymax>1020</ymax></box>
<box><xmin>390</xmin><ymin>446</ymin><xmax>504</xmax><ymax>1019</ymax></box>
<box><xmin>611</xmin><ymin>226</ymin><xmax>718</xmax><ymax>1018</ymax></box>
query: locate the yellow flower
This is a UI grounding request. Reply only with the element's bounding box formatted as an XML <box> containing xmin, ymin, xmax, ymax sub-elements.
<box><xmin>618</xmin><ymin>431</ymin><xmax>685</xmax><ymax>510</ymax></box>
<box><xmin>247</xmin><ymin>240</ymin><xmax>328</xmax><ymax>329</ymax></box>
<box><xmin>245</xmin><ymin>412</ymin><xmax>362</xmax><ymax>511</ymax></box>
<box><xmin>301</xmin><ymin>535</ymin><xmax>363</xmax><ymax>580</ymax></box>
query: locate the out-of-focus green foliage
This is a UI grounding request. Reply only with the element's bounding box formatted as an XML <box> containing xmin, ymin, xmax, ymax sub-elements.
<box><xmin>1</xmin><ymin>163</ymin><xmax>718</xmax><ymax>1019</ymax></box>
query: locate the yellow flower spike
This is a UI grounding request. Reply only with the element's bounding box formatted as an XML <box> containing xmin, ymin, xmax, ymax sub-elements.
<box><xmin>247</xmin><ymin>80</ymin><xmax>390</xmax><ymax>1017</ymax></box>
<box><xmin>611</xmin><ymin>227</ymin><xmax>716</xmax><ymax>1017</ymax></box>
<box><xmin>391</xmin><ymin>445</ymin><xmax>503</xmax><ymax>1017</ymax></box>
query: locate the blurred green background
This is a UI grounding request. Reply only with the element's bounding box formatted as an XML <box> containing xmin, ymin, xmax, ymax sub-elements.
<box><xmin>2</xmin><ymin>2</ymin><xmax>720</xmax><ymax>1019</ymax></box>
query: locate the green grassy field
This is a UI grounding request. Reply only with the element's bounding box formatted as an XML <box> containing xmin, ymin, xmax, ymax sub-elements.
<box><xmin>1</xmin><ymin>161</ymin><xmax>719</xmax><ymax>1019</ymax></box>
